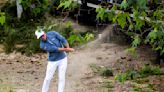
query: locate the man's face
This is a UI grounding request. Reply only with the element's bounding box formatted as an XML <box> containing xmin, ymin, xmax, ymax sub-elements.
<box><xmin>41</xmin><ymin>33</ymin><xmax>47</xmax><ymax>41</ymax></box>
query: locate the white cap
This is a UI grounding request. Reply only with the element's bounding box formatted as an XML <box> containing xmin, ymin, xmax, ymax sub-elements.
<box><xmin>35</xmin><ymin>29</ymin><xmax>45</xmax><ymax>39</ymax></box>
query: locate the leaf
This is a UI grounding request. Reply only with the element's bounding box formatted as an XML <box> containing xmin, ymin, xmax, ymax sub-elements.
<box><xmin>96</xmin><ymin>7</ymin><xmax>107</xmax><ymax>21</ymax></box>
<box><xmin>84</xmin><ymin>33</ymin><xmax>94</xmax><ymax>41</ymax></box>
<box><xmin>125</xmin><ymin>47</ymin><xmax>137</xmax><ymax>57</ymax></box>
<box><xmin>132</xmin><ymin>35</ymin><xmax>141</xmax><ymax>47</ymax></box>
<box><xmin>0</xmin><ymin>13</ymin><xmax>5</xmax><ymax>25</ymax></box>
<box><xmin>32</xmin><ymin>7</ymin><xmax>41</xmax><ymax>16</ymax></box>
<box><xmin>133</xmin><ymin>10</ymin><xmax>145</xmax><ymax>30</ymax></box>
<box><xmin>114</xmin><ymin>73</ymin><xmax>127</xmax><ymax>84</ymax></box>
<box><xmin>116</xmin><ymin>13</ymin><xmax>129</xmax><ymax>28</ymax></box>
<box><xmin>120</xmin><ymin>0</ymin><xmax>128</xmax><ymax>10</ymax></box>
<box><xmin>153</xmin><ymin>10</ymin><xmax>162</xmax><ymax>20</ymax></box>
<box><xmin>107</xmin><ymin>12</ymin><xmax>115</xmax><ymax>21</ymax></box>
<box><xmin>64</xmin><ymin>0</ymin><xmax>71</xmax><ymax>9</ymax></box>
<box><xmin>58</xmin><ymin>2</ymin><xmax>65</xmax><ymax>9</ymax></box>
<box><xmin>58</xmin><ymin>0</ymin><xmax>77</xmax><ymax>10</ymax></box>
<box><xmin>147</xmin><ymin>28</ymin><xmax>158</xmax><ymax>43</ymax></box>
<box><xmin>137</xmin><ymin>0</ymin><xmax>147</xmax><ymax>10</ymax></box>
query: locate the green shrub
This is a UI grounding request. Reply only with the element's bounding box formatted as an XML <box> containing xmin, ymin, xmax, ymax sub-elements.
<box><xmin>90</xmin><ymin>64</ymin><xmax>113</xmax><ymax>77</ymax></box>
<box><xmin>3</xmin><ymin>29</ymin><xmax>17</xmax><ymax>53</ymax></box>
<box><xmin>139</xmin><ymin>65</ymin><xmax>164</xmax><ymax>77</ymax></box>
<box><xmin>114</xmin><ymin>73</ymin><xmax>127</xmax><ymax>84</ymax></box>
<box><xmin>21</xmin><ymin>0</ymin><xmax>49</xmax><ymax>18</ymax></box>
<box><xmin>95</xmin><ymin>0</ymin><xmax>164</xmax><ymax>57</ymax></box>
<box><xmin>36</xmin><ymin>22</ymin><xmax>94</xmax><ymax>47</ymax></box>
<box><xmin>16</xmin><ymin>38</ymin><xmax>42</xmax><ymax>55</ymax></box>
<box><xmin>114</xmin><ymin>70</ymin><xmax>140</xmax><ymax>83</ymax></box>
<box><xmin>126</xmin><ymin>70</ymin><xmax>139</xmax><ymax>80</ymax></box>
<box><xmin>100</xmin><ymin>67</ymin><xmax>113</xmax><ymax>77</ymax></box>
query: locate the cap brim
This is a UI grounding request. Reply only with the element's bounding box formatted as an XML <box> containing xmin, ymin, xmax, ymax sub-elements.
<box><xmin>37</xmin><ymin>35</ymin><xmax>43</xmax><ymax>39</ymax></box>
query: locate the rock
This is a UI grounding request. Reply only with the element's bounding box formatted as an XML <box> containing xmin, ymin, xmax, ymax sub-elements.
<box><xmin>121</xmin><ymin>56</ymin><xmax>126</xmax><ymax>59</ymax></box>
<box><xmin>96</xmin><ymin>57</ymin><xmax>102</xmax><ymax>60</ymax></box>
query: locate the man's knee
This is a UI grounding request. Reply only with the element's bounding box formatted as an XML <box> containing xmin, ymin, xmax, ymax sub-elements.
<box><xmin>59</xmin><ymin>76</ymin><xmax>65</xmax><ymax>83</ymax></box>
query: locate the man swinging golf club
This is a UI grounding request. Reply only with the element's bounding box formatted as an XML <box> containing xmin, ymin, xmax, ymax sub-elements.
<box><xmin>35</xmin><ymin>29</ymin><xmax>74</xmax><ymax>92</ymax></box>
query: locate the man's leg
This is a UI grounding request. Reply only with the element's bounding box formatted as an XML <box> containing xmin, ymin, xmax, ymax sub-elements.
<box><xmin>58</xmin><ymin>57</ymin><xmax>68</xmax><ymax>92</ymax></box>
<box><xmin>42</xmin><ymin>61</ymin><xmax>58</xmax><ymax>92</ymax></box>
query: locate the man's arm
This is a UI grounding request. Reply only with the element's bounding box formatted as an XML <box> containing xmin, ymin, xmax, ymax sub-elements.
<box><xmin>40</xmin><ymin>42</ymin><xmax>74</xmax><ymax>52</ymax></box>
<box><xmin>53</xmin><ymin>31</ymin><xmax>68</xmax><ymax>46</ymax></box>
<box><xmin>58</xmin><ymin>47</ymin><xmax>74</xmax><ymax>52</ymax></box>
<box><xmin>64</xmin><ymin>43</ymin><xmax>69</xmax><ymax>48</ymax></box>
<box><xmin>52</xmin><ymin>31</ymin><xmax>74</xmax><ymax>52</ymax></box>
<box><xmin>40</xmin><ymin>41</ymin><xmax>59</xmax><ymax>52</ymax></box>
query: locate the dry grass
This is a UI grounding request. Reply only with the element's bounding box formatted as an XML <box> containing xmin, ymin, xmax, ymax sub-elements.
<box><xmin>0</xmin><ymin>84</ymin><xmax>15</xmax><ymax>92</ymax></box>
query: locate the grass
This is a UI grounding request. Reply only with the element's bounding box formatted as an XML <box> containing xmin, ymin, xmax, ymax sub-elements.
<box><xmin>102</xmin><ymin>80</ymin><xmax>114</xmax><ymax>88</ymax></box>
<box><xmin>114</xmin><ymin>64</ymin><xmax>164</xmax><ymax>83</ymax></box>
<box><xmin>132</xmin><ymin>85</ymin><xmax>153</xmax><ymax>92</ymax></box>
<box><xmin>90</xmin><ymin>64</ymin><xmax>113</xmax><ymax>77</ymax></box>
<box><xmin>139</xmin><ymin>65</ymin><xmax>164</xmax><ymax>78</ymax></box>
<box><xmin>0</xmin><ymin>84</ymin><xmax>15</xmax><ymax>92</ymax></box>
<box><xmin>133</xmin><ymin>78</ymin><xmax>149</xmax><ymax>84</ymax></box>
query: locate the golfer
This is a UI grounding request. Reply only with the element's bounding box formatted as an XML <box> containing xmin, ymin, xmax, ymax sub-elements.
<box><xmin>35</xmin><ymin>29</ymin><xmax>74</xmax><ymax>92</ymax></box>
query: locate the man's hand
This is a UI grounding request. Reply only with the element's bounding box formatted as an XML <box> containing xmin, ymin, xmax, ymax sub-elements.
<box><xmin>66</xmin><ymin>48</ymin><xmax>75</xmax><ymax>52</ymax></box>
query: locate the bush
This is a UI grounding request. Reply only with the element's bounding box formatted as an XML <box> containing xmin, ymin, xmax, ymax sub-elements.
<box><xmin>3</xmin><ymin>29</ymin><xmax>17</xmax><ymax>53</ymax></box>
<box><xmin>95</xmin><ymin>0</ymin><xmax>164</xmax><ymax>58</ymax></box>
<box><xmin>36</xmin><ymin>21</ymin><xmax>94</xmax><ymax>47</ymax></box>
<box><xmin>114</xmin><ymin>64</ymin><xmax>164</xmax><ymax>84</ymax></box>
<box><xmin>90</xmin><ymin>64</ymin><xmax>113</xmax><ymax>77</ymax></box>
<box><xmin>139</xmin><ymin>65</ymin><xmax>164</xmax><ymax>77</ymax></box>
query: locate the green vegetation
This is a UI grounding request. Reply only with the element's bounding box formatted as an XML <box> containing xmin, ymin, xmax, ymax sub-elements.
<box><xmin>114</xmin><ymin>72</ymin><xmax>127</xmax><ymax>84</ymax></box>
<box><xmin>95</xmin><ymin>0</ymin><xmax>164</xmax><ymax>55</ymax></box>
<box><xmin>58</xmin><ymin>0</ymin><xmax>78</xmax><ymax>11</ymax></box>
<box><xmin>0</xmin><ymin>0</ymin><xmax>94</xmax><ymax>54</ymax></box>
<box><xmin>89</xmin><ymin>64</ymin><xmax>163</xmax><ymax>91</ymax></box>
<box><xmin>90</xmin><ymin>64</ymin><xmax>113</xmax><ymax>77</ymax></box>
<box><xmin>114</xmin><ymin>64</ymin><xmax>164</xmax><ymax>84</ymax></box>
<box><xmin>91</xmin><ymin>64</ymin><xmax>163</xmax><ymax>85</ymax></box>
<box><xmin>3</xmin><ymin>29</ymin><xmax>17</xmax><ymax>53</ymax></box>
<box><xmin>102</xmin><ymin>80</ymin><xmax>114</xmax><ymax>88</ymax></box>
<box><xmin>134</xmin><ymin>78</ymin><xmax>149</xmax><ymax>84</ymax></box>
<box><xmin>35</xmin><ymin>21</ymin><xmax>94</xmax><ymax>47</ymax></box>
<box><xmin>0</xmin><ymin>12</ymin><xmax>5</xmax><ymax>25</ymax></box>
<box><xmin>132</xmin><ymin>85</ymin><xmax>152</xmax><ymax>92</ymax></box>
<box><xmin>115</xmin><ymin>70</ymin><xmax>139</xmax><ymax>83</ymax></box>
<box><xmin>139</xmin><ymin>64</ymin><xmax>164</xmax><ymax>77</ymax></box>
<box><xmin>0</xmin><ymin>84</ymin><xmax>15</xmax><ymax>92</ymax></box>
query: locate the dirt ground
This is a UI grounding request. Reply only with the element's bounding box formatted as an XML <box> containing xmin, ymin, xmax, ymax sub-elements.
<box><xmin>0</xmin><ymin>43</ymin><xmax>126</xmax><ymax>92</ymax></box>
<box><xmin>0</xmin><ymin>25</ymin><xmax>164</xmax><ymax>92</ymax></box>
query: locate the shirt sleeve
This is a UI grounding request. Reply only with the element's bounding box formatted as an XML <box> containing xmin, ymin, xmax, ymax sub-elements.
<box><xmin>40</xmin><ymin>41</ymin><xmax>59</xmax><ymax>52</ymax></box>
<box><xmin>53</xmin><ymin>31</ymin><xmax>68</xmax><ymax>45</ymax></box>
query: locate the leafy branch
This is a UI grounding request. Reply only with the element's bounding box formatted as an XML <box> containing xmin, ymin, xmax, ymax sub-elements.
<box><xmin>96</xmin><ymin>0</ymin><xmax>164</xmax><ymax>55</ymax></box>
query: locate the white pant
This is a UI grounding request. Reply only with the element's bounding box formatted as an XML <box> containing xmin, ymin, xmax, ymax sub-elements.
<box><xmin>42</xmin><ymin>57</ymin><xmax>67</xmax><ymax>92</ymax></box>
